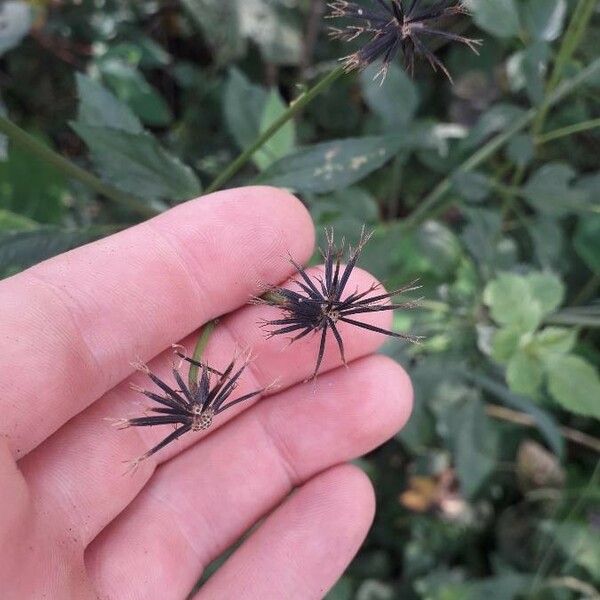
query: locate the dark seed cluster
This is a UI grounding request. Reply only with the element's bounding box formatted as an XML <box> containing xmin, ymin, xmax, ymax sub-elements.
<box><xmin>112</xmin><ymin>351</ymin><xmax>266</xmax><ymax>470</ymax></box>
<box><xmin>327</xmin><ymin>0</ymin><xmax>482</xmax><ymax>82</ymax></box>
<box><xmin>260</xmin><ymin>228</ymin><xmax>422</xmax><ymax>379</ymax></box>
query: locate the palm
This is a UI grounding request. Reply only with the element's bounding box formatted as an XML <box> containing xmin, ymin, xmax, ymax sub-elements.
<box><xmin>0</xmin><ymin>187</ymin><xmax>412</xmax><ymax>600</ymax></box>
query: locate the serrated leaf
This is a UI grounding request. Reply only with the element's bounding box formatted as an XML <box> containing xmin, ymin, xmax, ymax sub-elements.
<box><xmin>522</xmin><ymin>162</ymin><xmax>590</xmax><ymax>215</ymax></box>
<box><xmin>76</xmin><ymin>73</ymin><xmax>142</xmax><ymax>133</ymax></box>
<box><xmin>492</xmin><ymin>327</ymin><xmax>523</xmax><ymax>363</ymax></box>
<box><xmin>507</xmin><ymin>350</ymin><xmax>543</xmax><ymax>397</ymax></box>
<box><xmin>546</xmin><ymin>354</ymin><xmax>600</xmax><ymax>419</ymax></box>
<box><xmin>254</xmin><ymin>89</ymin><xmax>295</xmax><ymax>170</ymax></box>
<box><xmin>525</xmin><ymin>272</ymin><xmax>564</xmax><ymax>316</ymax></box>
<box><xmin>72</xmin><ymin>123</ymin><xmax>201</xmax><ymax>202</ymax></box>
<box><xmin>533</xmin><ymin>327</ymin><xmax>576</xmax><ymax>357</ymax></box>
<box><xmin>257</xmin><ymin>129</ymin><xmax>440</xmax><ymax>194</ymax></box>
<box><xmin>484</xmin><ymin>273</ymin><xmax>543</xmax><ymax>332</ymax></box>
<box><xmin>256</xmin><ymin>135</ymin><xmax>402</xmax><ymax>193</ymax></box>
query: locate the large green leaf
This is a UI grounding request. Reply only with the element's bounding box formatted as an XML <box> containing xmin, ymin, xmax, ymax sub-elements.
<box><xmin>72</xmin><ymin>124</ymin><xmax>201</xmax><ymax>202</ymax></box>
<box><xmin>257</xmin><ymin>128</ymin><xmax>441</xmax><ymax>194</ymax></box>
<box><xmin>546</xmin><ymin>354</ymin><xmax>600</xmax><ymax>419</ymax></box>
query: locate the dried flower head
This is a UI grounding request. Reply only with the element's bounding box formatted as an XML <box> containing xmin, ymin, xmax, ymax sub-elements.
<box><xmin>260</xmin><ymin>228</ymin><xmax>422</xmax><ymax>379</ymax></box>
<box><xmin>327</xmin><ymin>0</ymin><xmax>482</xmax><ymax>82</ymax></box>
<box><xmin>111</xmin><ymin>351</ymin><xmax>266</xmax><ymax>471</ymax></box>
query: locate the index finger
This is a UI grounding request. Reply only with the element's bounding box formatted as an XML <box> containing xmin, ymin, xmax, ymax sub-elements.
<box><xmin>0</xmin><ymin>186</ymin><xmax>314</xmax><ymax>457</ymax></box>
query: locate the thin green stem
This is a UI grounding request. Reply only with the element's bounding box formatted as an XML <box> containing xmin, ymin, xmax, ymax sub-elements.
<box><xmin>536</xmin><ymin>117</ymin><xmax>600</xmax><ymax>145</ymax></box>
<box><xmin>0</xmin><ymin>114</ymin><xmax>158</xmax><ymax>218</ymax></box>
<box><xmin>402</xmin><ymin>57</ymin><xmax>600</xmax><ymax>230</ymax></box>
<box><xmin>532</xmin><ymin>0</ymin><xmax>597</xmax><ymax>137</ymax></box>
<box><xmin>188</xmin><ymin>319</ymin><xmax>218</xmax><ymax>388</ymax></box>
<box><xmin>205</xmin><ymin>66</ymin><xmax>345</xmax><ymax>195</ymax></box>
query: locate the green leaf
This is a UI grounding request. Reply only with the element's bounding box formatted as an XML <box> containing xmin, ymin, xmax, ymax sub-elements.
<box><xmin>223</xmin><ymin>68</ymin><xmax>267</xmax><ymax>152</ymax></box>
<box><xmin>522</xmin><ymin>162</ymin><xmax>590</xmax><ymax>215</ymax></box>
<box><xmin>533</xmin><ymin>327</ymin><xmax>576</xmax><ymax>357</ymax></box>
<box><xmin>256</xmin><ymin>135</ymin><xmax>403</xmax><ymax>194</ymax></box>
<box><xmin>452</xmin><ymin>171</ymin><xmax>492</xmax><ymax>202</ymax></box>
<box><xmin>522</xmin><ymin>0</ymin><xmax>567</xmax><ymax>41</ymax></box>
<box><xmin>525</xmin><ymin>272</ymin><xmax>564</xmax><ymax>316</ymax></box>
<box><xmin>464</xmin><ymin>0</ymin><xmax>521</xmax><ymax>38</ymax></box>
<box><xmin>257</xmin><ymin>128</ymin><xmax>441</xmax><ymax>194</ymax></box>
<box><xmin>180</xmin><ymin>0</ymin><xmax>245</xmax><ymax>65</ymax></box>
<box><xmin>360</xmin><ymin>63</ymin><xmax>419</xmax><ymax>128</ymax></box>
<box><xmin>76</xmin><ymin>73</ymin><xmax>142</xmax><ymax>134</ymax></box>
<box><xmin>574</xmin><ymin>214</ymin><xmax>600</xmax><ymax>274</ymax></box>
<box><xmin>0</xmin><ymin>133</ymin><xmax>67</xmax><ymax>224</ymax></box>
<box><xmin>0</xmin><ymin>226</ymin><xmax>117</xmax><ymax>274</ymax></box>
<box><xmin>98</xmin><ymin>59</ymin><xmax>173</xmax><ymax>127</ymax></box>
<box><xmin>0</xmin><ymin>209</ymin><xmax>37</xmax><ymax>230</ymax></box>
<box><xmin>484</xmin><ymin>273</ymin><xmax>542</xmax><ymax>332</ymax></box>
<box><xmin>507</xmin><ymin>350</ymin><xmax>543</xmax><ymax>397</ymax></box>
<box><xmin>506</xmin><ymin>42</ymin><xmax>550</xmax><ymax>105</ymax></box>
<box><xmin>239</xmin><ymin>0</ymin><xmax>302</xmax><ymax>65</ymax></box>
<box><xmin>71</xmin><ymin>123</ymin><xmax>201</xmax><ymax>202</ymax></box>
<box><xmin>447</xmin><ymin>396</ymin><xmax>497</xmax><ymax>498</ymax></box>
<box><xmin>551</xmin><ymin>523</ymin><xmax>600</xmax><ymax>578</ymax></box>
<box><xmin>254</xmin><ymin>89</ymin><xmax>295</xmax><ymax>170</ymax></box>
<box><xmin>546</xmin><ymin>354</ymin><xmax>600</xmax><ymax>419</ymax></box>
<box><xmin>309</xmin><ymin>187</ymin><xmax>379</xmax><ymax>247</ymax></box>
<box><xmin>491</xmin><ymin>327</ymin><xmax>523</xmax><ymax>363</ymax></box>
<box><xmin>506</xmin><ymin>134</ymin><xmax>535</xmax><ymax>168</ymax></box>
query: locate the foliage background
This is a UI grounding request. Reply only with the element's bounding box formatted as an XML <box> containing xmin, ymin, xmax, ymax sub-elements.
<box><xmin>1</xmin><ymin>0</ymin><xmax>599</xmax><ymax>598</ymax></box>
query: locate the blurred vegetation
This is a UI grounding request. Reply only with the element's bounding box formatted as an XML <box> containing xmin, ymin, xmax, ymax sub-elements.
<box><xmin>1</xmin><ymin>1</ymin><xmax>599</xmax><ymax>598</ymax></box>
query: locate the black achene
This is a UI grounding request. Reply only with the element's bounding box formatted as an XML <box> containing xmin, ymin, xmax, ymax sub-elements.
<box><xmin>260</xmin><ymin>228</ymin><xmax>422</xmax><ymax>379</ymax></box>
<box><xmin>112</xmin><ymin>350</ymin><xmax>267</xmax><ymax>471</ymax></box>
<box><xmin>327</xmin><ymin>0</ymin><xmax>482</xmax><ymax>82</ymax></box>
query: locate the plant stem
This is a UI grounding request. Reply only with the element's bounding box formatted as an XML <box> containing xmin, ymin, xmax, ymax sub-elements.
<box><xmin>485</xmin><ymin>404</ymin><xmax>600</xmax><ymax>454</ymax></box>
<box><xmin>402</xmin><ymin>57</ymin><xmax>600</xmax><ymax>229</ymax></box>
<box><xmin>188</xmin><ymin>319</ymin><xmax>218</xmax><ymax>388</ymax></box>
<box><xmin>205</xmin><ymin>66</ymin><xmax>345</xmax><ymax>195</ymax></box>
<box><xmin>0</xmin><ymin>114</ymin><xmax>158</xmax><ymax>218</ymax></box>
<box><xmin>536</xmin><ymin>117</ymin><xmax>600</xmax><ymax>145</ymax></box>
<box><xmin>532</xmin><ymin>0</ymin><xmax>597</xmax><ymax>137</ymax></box>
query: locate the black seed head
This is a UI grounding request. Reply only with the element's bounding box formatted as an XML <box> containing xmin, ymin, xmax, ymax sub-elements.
<box><xmin>260</xmin><ymin>227</ymin><xmax>422</xmax><ymax>379</ymax></box>
<box><xmin>111</xmin><ymin>351</ymin><xmax>266</xmax><ymax>471</ymax></box>
<box><xmin>326</xmin><ymin>0</ymin><xmax>482</xmax><ymax>83</ymax></box>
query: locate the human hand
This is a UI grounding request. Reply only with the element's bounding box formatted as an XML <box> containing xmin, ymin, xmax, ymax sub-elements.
<box><xmin>0</xmin><ymin>187</ymin><xmax>413</xmax><ymax>600</ymax></box>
